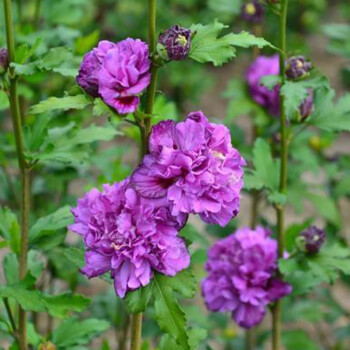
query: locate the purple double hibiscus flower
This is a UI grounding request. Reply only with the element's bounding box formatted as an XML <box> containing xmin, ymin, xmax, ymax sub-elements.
<box><xmin>202</xmin><ymin>226</ymin><xmax>292</xmax><ymax>329</ymax></box>
<box><xmin>77</xmin><ymin>38</ymin><xmax>151</xmax><ymax>114</ymax></box>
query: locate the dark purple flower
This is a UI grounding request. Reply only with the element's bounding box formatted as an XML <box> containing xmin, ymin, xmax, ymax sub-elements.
<box><xmin>240</xmin><ymin>1</ymin><xmax>265</xmax><ymax>23</ymax></box>
<box><xmin>158</xmin><ymin>25</ymin><xmax>191</xmax><ymax>61</ymax></box>
<box><xmin>131</xmin><ymin>111</ymin><xmax>246</xmax><ymax>227</ymax></box>
<box><xmin>0</xmin><ymin>48</ymin><xmax>9</xmax><ymax>74</ymax></box>
<box><xmin>299</xmin><ymin>89</ymin><xmax>314</xmax><ymax>120</ymax></box>
<box><xmin>298</xmin><ymin>226</ymin><xmax>326</xmax><ymax>254</ymax></box>
<box><xmin>201</xmin><ymin>227</ymin><xmax>292</xmax><ymax>329</ymax></box>
<box><xmin>98</xmin><ymin>38</ymin><xmax>151</xmax><ymax>114</ymax></box>
<box><xmin>69</xmin><ymin>178</ymin><xmax>190</xmax><ymax>298</ymax></box>
<box><xmin>246</xmin><ymin>55</ymin><xmax>280</xmax><ymax>116</ymax></box>
<box><xmin>285</xmin><ymin>56</ymin><xmax>312</xmax><ymax>80</ymax></box>
<box><xmin>77</xmin><ymin>41</ymin><xmax>116</xmax><ymax>97</ymax></box>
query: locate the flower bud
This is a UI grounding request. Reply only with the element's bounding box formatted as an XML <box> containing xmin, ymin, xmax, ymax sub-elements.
<box><xmin>240</xmin><ymin>1</ymin><xmax>265</xmax><ymax>23</ymax></box>
<box><xmin>0</xmin><ymin>48</ymin><xmax>9</xmax><ymax>74</ymax></box>
<box><xmin>285</xmin><ymin>56</ymin><xmax>312</xmax><ymax>80</ymax></box>
<box><xmin>297</xmin><ymin>226</ymin><xmax>326</xmax><ymax>254</ymax></box>
<box><xmin>158</xmin><ymin>25</ymin><xmax>191</xmax><ymax>61</ymax></box>
<box><xmin>299</xmin><ymin>89</ymin><xmax>313</xmax><ymax>120</ymax></box>
<box><xmin>38</xmin><ymin>342</ymin><xmax>56</xmax><ymax>350</ymax></box>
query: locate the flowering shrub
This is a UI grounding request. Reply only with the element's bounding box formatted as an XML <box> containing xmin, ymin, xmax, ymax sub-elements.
<box><xmin>1</xmin><ymin>1</ymin><xmax>350</xmax><ymax>350</ymax></box>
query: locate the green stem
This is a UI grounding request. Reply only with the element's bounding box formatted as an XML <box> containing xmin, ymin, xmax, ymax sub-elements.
<box><xmin>130</xmin><ymin>1</ymin><xmax>157</xmax><ymax>350</ymax></box>
<box><xmin>33</xmin><ymin>0</ymin><xmax>41</xmax><ymax>28</ymax></box>
<box><xmin>130</xmin><ymin>313</ymin><xmax>143</xmax><ymax>350</ymax></box>
<box><xmin>3</xmin><ymin>298</ymin><xmax>17</xmax><ymax>333</ymax></box>
<box><xmin>272</xmin><ymin>1</ymin><xmax>288</xmax><ymax>350</ymax></box>
<box><xmin>4</xmin><ymin>1</ymin><xmax>30</xmax><ymax>349</ymax></box>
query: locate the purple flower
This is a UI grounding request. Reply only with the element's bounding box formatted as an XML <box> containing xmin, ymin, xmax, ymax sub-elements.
<box><xmin>285</xmin><ymin>55</ymin><xmax>312</xmax><ymax>80</ymax></box>
<box><xmin>98</xmin><ymin>38</ymin><xmax>151</xmax><ymax>114</ymax></box>
<box><xmin>246</xmin><ymin>55</ymin><xmax>280</xmax><ymax>116</ymax></box>
<box><xmin>131</xmin><ymin>111</ymin><xmax>246</xmax><ymax>227</ymax></box>
<box><xmin>201</xmin><ymin>227</ymin><xmax>292</xmax><ymax>329</ymax></box>
<box><xmin>298</xmin><ymin>226</ymin><xmax>326</xmax><ymax>254</ymax></box>
<box><xmin>240</xmin><ymin>1</ymin><xmax>265</xmax><ymax>23</ymax></box>
<box><xmin>69</xmin><ymin>178</ymin><xmax>190</xmax><ymax>298</ymax></box>
<box><xmin>299</xmin><ymin>89</ymin><xmax>313</xmax><ymax>120</ymax></box>
<box><xmin>77</xmin><ymin>41</ymin><xmax>116</xmax><ymax>97</ymax></box>
<box><xmin>158</xmin><ymin>25</ymin><xmax>191</xmax><ymax>61</ymax></box>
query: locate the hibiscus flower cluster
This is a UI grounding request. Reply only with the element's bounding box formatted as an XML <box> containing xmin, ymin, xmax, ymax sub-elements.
<box><xmin>71</xmin><ymin>42</ymin><xmax>246</xmax><ymax>298</ymax></box>
<box><xmin>201</xmin><ymin>227</ymin><xmax>292</xmax><ymax>328</ymax></box>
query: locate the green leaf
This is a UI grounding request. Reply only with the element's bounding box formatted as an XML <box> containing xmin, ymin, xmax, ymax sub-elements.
<box><xmin>52</xmin><ymin>318</ymin><xmax>109</xmax><ymax>347</ymax></box>
<box><xmin>29</xmin><ymin>206</ymin><xmax>73</xmax><ymax>243</ymax></box>
<box><xmin>0</xmin><ymin>284</ymin><xmax>45</xmax><ymax>312</ymax></box>
<box><xmin>281</xmin><ymin>74</ymin><xmax>329</xmax><ymax>120</ymax></box>
<box><xmin>251</xmin><ymin>138</ymin><xmax>279</xmax><ymax>191</ymax></box>
<box><xmin>15</xmin><ymin>38</ymin><xmax>42</xmax><ymax>64</ymax></box>
<box><xmin>0</xmin><ymin>207</ymin><xmax>20</xmax><ymax>254</ymax></box>
<box><xmin>307</xmin><ymin>193</ymin><xmax>341</xmax><ymax>227</ymax></box>
<box><xmin>38</xmin><ymin>47</ymin><xmax>73</xmax><ymax>70</ymax></box>
<box><xmin>75</xmin><ymin>30</ymin><xmax>100</xmax><ymax>55</ymax></box>
<box><xmin>125</xmin><ymin>284</ymin><xmax>153</xmax><ymax>314</ymax></box>
<box><xmin>0</xmin><ymin>90</ymin><xmax>10</xmax><ymax>111</ymax></box>
<box><xmin>159</xmin><ymin>328</ymin><xmax>207</xmax><ymax>350</ymax></box>
<box><xmin>62</xmin><ymin>247</ymin><xmax>85</xmax><ymax>268</ymax></box>
<box><xmin>157</xmin><ymin>268</ymin><xmax>197</xmax><ymax>299</ymax></box>
<box><xmin>29</xmin><ymin>94</ymin><xmax>91</xmax><ymax>114</ymax></box>
<box><xmin>43</xmin><ymin>293</ymin><xmax>90</xmax><ymax>318</ymax></box>
<box><xmin>282</xmin><ymin>330</ymin><xmax>319</xmax><ymax>350</ymax></box>
<box><xmin>189</xmin><ymin>21</ymin><xmax>275</xmax><ymax>66</ymax></box>
<box><xmin>308</xmin><ymin>88</ymin><xmax>350</xmax><ymax>131</ymax></box>
<box><xmin>153</xmin><ymin>274</ymin><xmax>190</xmax><ymax>350</ymax></box>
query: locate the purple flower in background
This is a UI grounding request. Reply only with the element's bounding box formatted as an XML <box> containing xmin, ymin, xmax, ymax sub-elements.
<box><xmin>98</xmin><ymin>38</ymin><xmax>151</xmax><ymax>114</ymax></box>
<box><xmin>158</xmin><ymin>25</ymin><xmax>191</xmax><ymax>61</ymax></box>
<box><xmin>77</xmin><ymin>40</ymin><xmax>116</xmax><ymax>97</ymax></box>
<box><xmin>131</xmin><ymin>111</ymin><xmax>246</xmax><ymax>227</ymax></box>
<box><xmin>299</xmin><ymin>89</ymin><xmax>314</xmax><ymax>120</ymax></box>
<box><xmin>201</xmin><ymin>227</ymin><xmax>292</xmax><ymax>329</ymax></box>
<box><xmin>298</xmin><ymin>226</ymin><xmax>326</xmax><ymax>254</ymax></box>
<box><xmin>69</xmin><ymin>178</ymin><xmax>190</xmax><ymax>298</ymax></box>
<box><xmin>240</xmin><ymin>1</ymin><xmax>265</xmax><ymax>23</ymax></box>
<box><xmin>246</xmin><ymin>55</ymin><xmax>280</xmax><ymax>116</ymax></box>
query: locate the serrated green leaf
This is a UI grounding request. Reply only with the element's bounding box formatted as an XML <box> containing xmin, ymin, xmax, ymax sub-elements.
<box><xmin>125</xmin><ymin>283</ymin><xmax>153</xmax><ymax>313</ymax></box>
<box><xmin>189</xmin><ymin>21</ymin><xmax>275</xmax><ymax>66</ymax></box>
<box><xmin>157</xmin><ymin>268</ymin><xmax>197</xmax><ymax>299</ymax></box>
<box><xmin>282</xmin><ymin>330</ymin><xmax>319</xmax><ymax>350</ymax></box>
<box><xmin>38</xmin><ymin>47</ymin><xmax>73</xmax><ymax>69</ymax></box>
<box><xmin>0</xmin><ymin>284</ymin><xmax>45</xmax><ymax>312</ymax></box>
<box><xmin>252</xmin><ymin>138</ymin><xmax>279</xmax><ymax>191</ymax></box>
<box><xmin>43</xmin><ymin>293</ymin><xmax>90</xmax><ymax>318</ymax></box>
<box><xmin>243</xmin><ymin>173</ymin><xmax>264</xmax><ymax>190</ymax></box>
<box><xmin>308</xmin><ymin>88</ymin><xmax>350</xmax><ymax>131</ymax></box>
<box><xmin>52</xmin><ymin>318</ymin><xmax>109</xmax><ymax>347</ymax></box>
<box><xmin>29</xmin><ymin>94</ymin><xmax>91</xmax><ymax>114</ymax></box>
<box><xmin>159</xmin><ymin>328</ymin><xmax>207</xmax><ymax>350</ymax></box>
<box><xmin>29</xmin><ymin>206</ymin><xmax>73</xmax><ymax>243</ymax></box>
<box><xmin>153</xmin><ymin>274</ymin><xmax>190</xmax><ymax>350</ymax></box>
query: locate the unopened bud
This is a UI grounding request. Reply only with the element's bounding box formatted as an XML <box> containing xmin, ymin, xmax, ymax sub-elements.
<box><xmin>297</xmin><ymin>226</ymin><xmax>326</xmax><ymax>254</ymax></box>
<box><xmin>241</xmin><ymin>1</ymin><xmax>265</xmax><ymax>23</ymax></box>
<box><xmin>299</xmin><ymin>89</ymin><xmax>314</xmax><ymax>121</ymax></box>
<box><xmin>285</xmin><ymin>55</ymin><xmax>312</xmax><ymax>80</ymax></box>
<box><xmin>158</xmin><ymin>25</ymin><xmax>191</xmax><ymax>61</ymax></box>
<box><xmin>0</xmin><ymin>48</ymin><xmax>9</xmax><ymax>74</ymax></box>
<box><xmin>38</xmin><ymin>342</ymin><xmax>56</xmax><ymax>350</ymax></box>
